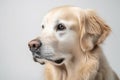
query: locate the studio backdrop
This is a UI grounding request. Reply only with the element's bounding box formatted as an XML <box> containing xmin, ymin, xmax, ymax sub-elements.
<box><xmin>0</xmin><ymin>0</ymin><xmax>120</xmax><ymax>80</ymax></box>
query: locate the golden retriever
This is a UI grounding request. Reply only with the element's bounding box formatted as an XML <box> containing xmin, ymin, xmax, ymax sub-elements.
<box><xmin>28</xmin><ymin>6</ymin><xmax>119</xmax><ymax>80</ymax></box>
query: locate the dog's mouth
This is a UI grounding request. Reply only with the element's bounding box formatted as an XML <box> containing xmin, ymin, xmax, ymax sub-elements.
<box><xmin>48</xmin><ymin>58</ymin><xmax>65</xmax><ymax>64</ymax></box>
<box><xmin>31</xmin><ymin>50</ymin><xmax>65</xmax><ymax>65</ymax></box>
<box><xmin>33</xmin><ymin>55</ymin><xmax>65</xmax><ymax>65</ymax></box>
<box><xmin>33</xmin><ymin>56</ymin><xmax>45</xmax><ymax>65</ymax></box>
<box><xmin>54</xmin><ymin>58</ymin><xmax>64</xmax><ymax>64</ymax></box>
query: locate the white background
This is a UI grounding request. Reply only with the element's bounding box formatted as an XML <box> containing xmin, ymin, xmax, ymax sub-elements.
<box><xmin>0</xmin><ymin>0</ymin><xmax>120</xmax><ymax>80</ymax></box>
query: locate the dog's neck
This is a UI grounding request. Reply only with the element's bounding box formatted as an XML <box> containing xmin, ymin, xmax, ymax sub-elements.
<box><xmin>45</xmin><ymin>61</ymin><xmax>79</xmax><ymax>80</ymax></box>
<box><xmin>44</xmin><ymin>47</ymin><xmax>101</xmax><ymax>80</ymax></box>
<box><xmin>44</xmin><ymin>53</ymin><xmax>86</xmax><ymax>80</ymax></box>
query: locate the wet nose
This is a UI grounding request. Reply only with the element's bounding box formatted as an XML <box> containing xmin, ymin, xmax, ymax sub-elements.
<box><xmin>28</xmin><ymin>39</ymin><xmax>42</xmax><ymax>52</ymax></box>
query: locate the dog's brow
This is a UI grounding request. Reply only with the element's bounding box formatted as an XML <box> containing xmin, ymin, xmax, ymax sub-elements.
<box><xmin>55</xmin><ymin>19</ymin><xmax>60</xmax><ymax>23</ymax></box>
<box><xmin>54</xmin><ymin>20</ymin><xmax>60</xmax><ymax>30</ymax></box>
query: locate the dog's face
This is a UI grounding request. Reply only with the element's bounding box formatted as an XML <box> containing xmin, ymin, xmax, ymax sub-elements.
<box><xmin>28</xmin><ymin>6</ymin><xmax>111</xmax><ymax>65</ymax></box>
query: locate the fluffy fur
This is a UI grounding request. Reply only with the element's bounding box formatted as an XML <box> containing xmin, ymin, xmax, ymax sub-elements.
<box><xmin>29</xmin><ymin>6</ymin><xmax>119</xmax><ymax>80</ymax></box>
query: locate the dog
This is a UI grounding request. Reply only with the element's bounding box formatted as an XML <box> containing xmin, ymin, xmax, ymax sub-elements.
<box><xmin>28</xmin><ymin>6</ymin><xmax>119</xmax><ymax>80</ymax></box>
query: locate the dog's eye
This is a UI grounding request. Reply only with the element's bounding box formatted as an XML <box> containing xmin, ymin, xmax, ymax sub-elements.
<box><xmin>56</xmin><ymin>24</ymin><xmax>66</xmax><ymax>31</ymax></box>
<box><xmin>42</xmin><ymin>25</ymin><xmax>44</xmax><ymax>29</ymax></box>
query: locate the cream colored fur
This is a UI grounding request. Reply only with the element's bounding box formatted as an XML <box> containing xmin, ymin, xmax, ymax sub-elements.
<box><xmin>34</xmin><ymin>6</ymin><xmax>119</xmax><ymax>80</ymax></box>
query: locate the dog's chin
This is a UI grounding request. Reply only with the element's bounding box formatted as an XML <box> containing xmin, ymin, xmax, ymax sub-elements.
<box><xmin>33</xmin><ymin>57</ymin><xmax>65</xmax><ymax>65</ymax></box>
<box><xmin>33</xmin><ymin>57</ymin><xmax>45</xmax><ymax>65</ymax></box>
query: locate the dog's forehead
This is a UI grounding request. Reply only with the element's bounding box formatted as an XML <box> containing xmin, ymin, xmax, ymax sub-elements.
<box><xmin>42</xmin><ymin>7</ymin><xmax>80</xmax><ymax>25</ymax></box>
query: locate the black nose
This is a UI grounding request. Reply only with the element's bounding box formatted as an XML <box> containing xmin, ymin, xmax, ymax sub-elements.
<box><xmin>28</xmin><ymin>39</ymin><xmax>42</xmax><ymax>52</ymax></box>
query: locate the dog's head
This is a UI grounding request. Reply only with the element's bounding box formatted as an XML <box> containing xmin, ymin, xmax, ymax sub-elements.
<box><xmin>28</xmin><ymin>6</ymin><xmax>111</xmax><ymax>65</ymax></box>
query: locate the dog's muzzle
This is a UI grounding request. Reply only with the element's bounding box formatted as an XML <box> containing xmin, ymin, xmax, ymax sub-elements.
<box><xmin>28</xmin><ymin>39</ymin><xmax>45</xmax><ymax>64</ymax></box>
<box><xmin>28</xmin><ymin>39</ymin><xmax>65</xmax><ymax>65</ymax></box>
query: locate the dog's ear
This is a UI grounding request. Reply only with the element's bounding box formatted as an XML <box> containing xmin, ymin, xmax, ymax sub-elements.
<box><xmin>79</xmin><ymin>9</ymin><xmax>111</xmax><ymax>52</ymax></box>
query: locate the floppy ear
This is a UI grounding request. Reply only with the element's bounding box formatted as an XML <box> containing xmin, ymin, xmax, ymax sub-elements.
<box><xmin>79</xmin><ymin>9</ymin><xmax>111</xmax><ymax>52</ymax></box>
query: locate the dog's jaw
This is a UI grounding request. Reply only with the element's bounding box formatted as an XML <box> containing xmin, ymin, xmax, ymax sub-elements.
<box><xmin>33</xmin><ymin>55</ymin><xmax>65</xmax><ymax>65</ymax></box>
